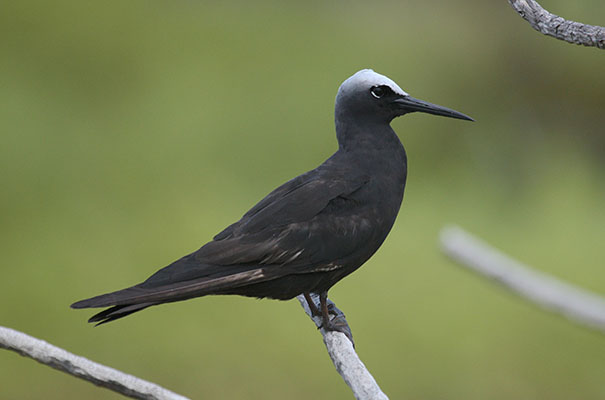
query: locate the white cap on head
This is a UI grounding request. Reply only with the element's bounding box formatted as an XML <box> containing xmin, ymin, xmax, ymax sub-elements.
<box><xmin>339</xmin><ymin>69</ymin><xmax>408</xmax><ymax>97</ymax></box>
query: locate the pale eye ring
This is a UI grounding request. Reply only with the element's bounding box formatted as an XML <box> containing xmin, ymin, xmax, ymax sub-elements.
<box><xmin>371</xmin><ymin>86</ymin><xmax>386</xmax><ymax>99</ymax></box>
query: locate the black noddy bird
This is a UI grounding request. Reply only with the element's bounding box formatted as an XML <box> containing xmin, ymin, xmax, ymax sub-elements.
<box><xmin>72</xmin><ymin>69</ymin><xmax>472</xmax><ymax>332</ymax></box>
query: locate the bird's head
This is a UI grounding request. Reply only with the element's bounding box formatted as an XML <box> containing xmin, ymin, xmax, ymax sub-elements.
<box><xmin>335</xmin><ymin>69</ymin><xmax>473</xmax><ymax>124</ymax></box>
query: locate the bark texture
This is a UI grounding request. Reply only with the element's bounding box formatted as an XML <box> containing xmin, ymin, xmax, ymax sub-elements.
<box><xmin>508</xmin><ymin>0</ymin><xmax>605</xmax><ymax>49</ymax></box>
<box><xmin>0</xmin><ymin>326</ymin><xmax>189</xmax><ymax>400</ymax></box>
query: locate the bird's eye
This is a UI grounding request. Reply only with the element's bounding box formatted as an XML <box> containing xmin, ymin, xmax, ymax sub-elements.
<box><xmin>370</xmin><ymin>86</ymin><xmax>387</xmax><ymax>99</ymax></box>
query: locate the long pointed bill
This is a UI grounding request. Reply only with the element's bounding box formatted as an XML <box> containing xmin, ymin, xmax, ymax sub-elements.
<box><xmin>394</xmin><ymin>96</ymin><xmax>474</xmax><ymax>121</ymax></box>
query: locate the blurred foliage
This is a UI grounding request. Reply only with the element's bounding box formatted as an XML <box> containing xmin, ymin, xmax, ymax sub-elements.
<box><xmin>1</xmin><ymin>1</ymin><xmax>605</xmax><ymax>399</ymax></box>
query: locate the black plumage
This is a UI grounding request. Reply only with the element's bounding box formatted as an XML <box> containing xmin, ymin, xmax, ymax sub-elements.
<box><xmin>72</xmin><ymin>69</ymin><xmax>472</xmax><ymax>330</ymax></box>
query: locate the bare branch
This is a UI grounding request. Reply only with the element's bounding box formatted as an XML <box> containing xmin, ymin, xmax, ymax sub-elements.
<box><xmin>2</xmin><ymin>301</ymin><xmax>388</xmax><ymax>400</ymax></box>
<box><xmin>508</xmin><ymin>0</ymin><xmax>605</xmax><ymax>49</ymax></box>
<box><xmin>297</xmin><ymin>294</ymin><xmax>389</xmax><ymax>400</ymax></box>
<box><xmin>0</xmin><ymin>326</ymin><xmax>189</xmax><ymax>400</ymax></box>
<box><xmin>440</xmin><ymin>225</ymin><xmax>605</xmax><ymax>331</ymax></box>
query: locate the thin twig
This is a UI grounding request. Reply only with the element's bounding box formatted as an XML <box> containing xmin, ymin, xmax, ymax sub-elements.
<box><xmin>297</xmin><ymin>294</ymin><xmax>389</xmax><ymax>400</ymax></box>
<box><xmin>0</xmin><ymin>326</ymin><xmax>189</xmax><ymax>400</ymax></box>
<box><xmin>440</xmin><ymin>225</ymin><xmax>605</xmax><ymax>331</ymax></box>
<box><xmin>508</xmin><ymin>0</ymin><xmax>605</xmax><ymax>49</ymax></box>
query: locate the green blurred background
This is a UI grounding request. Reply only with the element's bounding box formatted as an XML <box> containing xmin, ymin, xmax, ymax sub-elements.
<box><xmin>2</xmin><ymin>1</ymin><xmax>604</xmax><ymax>399</ymax></box>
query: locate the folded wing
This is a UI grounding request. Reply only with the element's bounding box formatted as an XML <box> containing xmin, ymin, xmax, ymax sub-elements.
<box><xmin>72</xmin><ymin>163</ymin><xmax>374</xmax><ymax>323</ymax></box>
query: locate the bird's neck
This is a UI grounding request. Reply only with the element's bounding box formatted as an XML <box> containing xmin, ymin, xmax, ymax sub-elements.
<box><xmin>335</xmin><ymin>115</ymin><xmax>402</xmax><ymax>153</ymax></box>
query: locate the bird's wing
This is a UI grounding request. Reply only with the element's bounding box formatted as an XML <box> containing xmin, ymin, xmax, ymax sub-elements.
<box><xmin>194</xmin><ymin>169</ymin><xmax>373</xmax><ymax>266</ymax></box>
<box><xmin>71</xmin><ymin>168</ymin><xmax>375</xmax><ymax>310</ymax></box>
<box><xmin>213</xmin><ymin>169</ymin><xmax>370</xmax><ymax>240</ymax></box>
<box><xmin>136</xmin><ymin>169</ymin><xmax>374</xmax><ymax>289</ymax></box>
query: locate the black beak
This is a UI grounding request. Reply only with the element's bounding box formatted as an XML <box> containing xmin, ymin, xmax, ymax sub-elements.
<box><xmin>393</xmin><ymin>96</ymin><xmax>474</xmax><ymax>121</ymax></box>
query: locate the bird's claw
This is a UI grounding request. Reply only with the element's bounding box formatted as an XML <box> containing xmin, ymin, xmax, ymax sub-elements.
<box><xmin>319</xmin><ymin>315</ymin><xmax>355</xmax><ymax>347</ymax></box>
<box><xmin>303</xmin><ymin>292</ymin><xmax>355</xmax><ymax>346</ymax></box>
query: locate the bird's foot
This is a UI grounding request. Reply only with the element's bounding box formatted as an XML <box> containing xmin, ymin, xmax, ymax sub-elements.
<box><xmin>318</xmin><ymin>294</ymin><xmax>355</xmax><ymax>347</ymax></box>
<box><xmin>316</xmin><ymin>302</ymin><xmax>341</xmax><ymax>325</ymax></box>
<box><xmin>302</xmin><ymin>291</ymin><xmax>355</xmax><ymax>346</ymax></box>
<box><xmin>320</xmin><ymin>313</ymin><xmax>355</xmax><ymax>347</ymax></box>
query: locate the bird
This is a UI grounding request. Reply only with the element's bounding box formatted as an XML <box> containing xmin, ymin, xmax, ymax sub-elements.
<box><xmin>72</xmin><ymin>69</ymin><xmax>473</xmax><ymax>333</ymax></box>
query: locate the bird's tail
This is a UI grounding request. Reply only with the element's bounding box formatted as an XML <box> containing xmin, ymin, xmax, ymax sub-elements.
<box><xmin>71</xmin><ymin>266</ymin><xmax>275</xmax><ymax>325</ymax></box>
<box><xmin>85</xmin><ymin>303</ymin><xmax>156</xmax><ymax>326</ymax></box>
